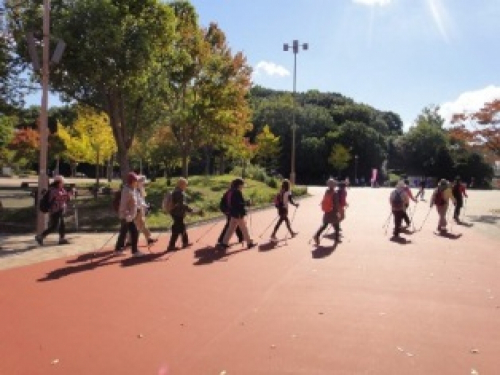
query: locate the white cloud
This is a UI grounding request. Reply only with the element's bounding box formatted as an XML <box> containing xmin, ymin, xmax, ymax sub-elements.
<box><xmin>352</xmin><ymin>0</ymin><xmax>393</xmax><ymax>6</ymax></box>
<box><xmin>439</xmin><ymin>85</ymin><xmax>500</xmax><ymax>125</ymax></box>
<box><xmin>253</xmin><ymin>61</ymin><xmax>290</xmax><ymax>78</ymax></box>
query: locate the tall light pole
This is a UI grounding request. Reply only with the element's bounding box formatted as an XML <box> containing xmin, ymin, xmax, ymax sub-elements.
<box><xmin>354</xmin><ymin>155</ymin><xmax>359</xmax><ymax>185</ymax></box>
<box><xmin>36</xmin><ymin>0</ymin><xmax>51</xmax><ymax>233</ymax></box>
<box><xmin>283</xmin><ymin>40</ymin><xmax>308</xmax><ymax>185</ymax></box>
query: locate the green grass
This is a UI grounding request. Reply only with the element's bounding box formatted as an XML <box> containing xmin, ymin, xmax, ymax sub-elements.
<box><xmin>0</xmin><ymin>175</ymin><xmax>308</xmax><ymax>233</ymax></box>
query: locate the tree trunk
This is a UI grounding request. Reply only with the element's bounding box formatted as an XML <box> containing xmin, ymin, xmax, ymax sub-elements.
<box><xmin>94</xmin><ymin>149</ymin><xmax>100</xmax><ymax>199</ymax></box>
<box><xmin>181</xmin><ymin>148</ymin><xmax>189</xmax><ymax>178</ymax></box>
<box><xmin>107</xmin><ymin>157</ymin><xmax>112</xmax><ymax>182</ymax></box>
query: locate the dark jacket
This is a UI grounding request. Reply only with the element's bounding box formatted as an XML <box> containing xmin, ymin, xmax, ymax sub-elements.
<box><xmin>170</xmin><ymin>187</ymin><xmax>192</xmax><ymax>218</ymax></box>
<box><xmin>229</xmin><ymin>189</ymin><xmax>247</xmax><ymax>218</ymax></box>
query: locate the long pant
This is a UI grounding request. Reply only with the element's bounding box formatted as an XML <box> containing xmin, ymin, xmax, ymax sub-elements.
<box><xmin>41</xmin><ymin>210</ymin><xmax>65</xmax><ymax>239</ymax></box>
<box><xmin>339</xmin><ymin>207</ymin><xmax>346</xmax><ymax>222</ymax></box>
<box><xmin>134</xmin><ymin>213</ymin><xmax>152</xmax><ymax>240</ymax></box>
<box><xmin>454</xmin><ymin>199</ymin><xmax>463</xmax><ymax>219</ymax></box>
<box><xmin>402</xmin><ymin>205</ymin><xmax>411</xmax><ymax>226</ymax></box>
<box><xmin>218</xmin><ymin>215</ymin><xmax>243</xmax><ymax>243</ymax></box>
<box><xmin>115</xmin><ymin>219</ymin><xmax>139</xmax><ymax>253</ymax></box>
<box><xmin>169</xmin><ymin>215</ymin><xmax>188</xmax><ymax>248</ymax></box>
<box><xmin>392</xmin><ymin>210</ymin><xmax>405</xmax><ymax>236</ymax></box>
<box><xmin>436</xmin><ymin>204</ymin><xmax>448</xmax><ymax>229</ymax></box>
<box><xmin>272</xmin><ymin>208</ymin><xmax>293</xmax><ymax>235</ymax></box>
<box><xmin>222</xmin><ymin>216</ymin><xmax>251</xmax><ymax>245</ymax></box>
<box><xmin>315</xmin><ymin>221</ymin><xmax>340</xmax><ymax>240</ymax></box>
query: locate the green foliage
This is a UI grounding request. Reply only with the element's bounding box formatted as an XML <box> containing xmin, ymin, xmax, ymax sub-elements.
<box><xmin>328</xmin><ymin>144</ymin><xmax>352</xmax><ymax>176</ymax></box>
<box><xmin>255</xmin><ymin>125</ymin><xmax>280</xmax><ymax>170</ymax></box>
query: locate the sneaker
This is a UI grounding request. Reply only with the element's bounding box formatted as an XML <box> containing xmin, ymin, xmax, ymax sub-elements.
<box><xmin>114</xmin><ymin>248</ymin><xmax>125</xmax><ymax>255</ymax></box>
<box><xmin>147</xmin><ymin>238</ymin><xmax>157</xmax><ymax>245</ymax></box>
<box><xmin>313</xmin><ymin>235</ymin><xmax>319</xmax><ymax>246</ymax></box>
<box><xmin>133</xmin><ymin>251</ymin><xmax>146</xmax><ymax>258</ymax></box>
<box><xmin>290</xmin><ymin>231</ymin><xmax>298</xmax><ymax>238</ymax></box>
<box><xmin>270</xmin><ymin>234</ymin><xmax>278</xmax><ymax>241</ymax></box>
<box><xmin>182</xmin><ymin>243</ymin><xmax>193</xmax><ymax>249</ymax></box>
<box><xmin>166</xmin><ymin>246</ymin><xmax>177</xmax><ymax>252</ymax></box>
<box><xmin>35</xmin><ymin>235</ymin><xmax>43</xmax><ymax>246</ymax></box>
<box><xmin>58</xmin><ymin>238</ymin><xmax>70</xmax><ymax>245</ymax></box>
<box><xmin>247</xmin><ymin>241</ymin><xmax>257</xmax><ymax>249</ymax></box>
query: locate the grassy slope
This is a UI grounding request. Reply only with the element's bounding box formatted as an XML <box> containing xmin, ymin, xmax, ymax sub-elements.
<box><xmin>0</xmin><ymin>175</ymin><xmax>308</xmax><ymax>233</ymax></box>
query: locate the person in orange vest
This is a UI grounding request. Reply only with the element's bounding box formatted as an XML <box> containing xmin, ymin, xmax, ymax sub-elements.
<box><xmin>313</xmin><ymin>178</ymin><xmax>340</xmax><ymax>245</ymax></box>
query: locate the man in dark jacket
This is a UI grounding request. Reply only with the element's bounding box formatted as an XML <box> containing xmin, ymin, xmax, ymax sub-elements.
<box><xmin>220</xmin><ymin>178</ymin><xmax>256</xmax><ymax>249</ymax></box>
<box><xmin>167</xmin><ymin>178</ymin><xmax>195</xmax><ymax>251</ymax></box>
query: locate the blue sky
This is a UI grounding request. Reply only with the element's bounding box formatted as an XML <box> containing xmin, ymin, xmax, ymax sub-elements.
<box><xmin>27</xmin><ymin>0</ymin><xmax>500</xmax><ymax>129</ymax></box>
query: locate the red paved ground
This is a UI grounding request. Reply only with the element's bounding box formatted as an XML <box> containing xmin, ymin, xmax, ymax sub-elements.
<box><xmin>1</xmin><ymin>188</ymin><xmax>499</xmax><ymax>374</ymax></box>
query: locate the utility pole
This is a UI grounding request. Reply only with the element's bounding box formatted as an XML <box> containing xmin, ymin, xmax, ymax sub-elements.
<box><xmin>283</xmin><ymin>40</ymin><xmax>308</xmax><ymax>185</ymax></box>
<box><xmin>36</xmin><ymin>0</ymin><xmax>50</xmax><ymax>234</ymax></box>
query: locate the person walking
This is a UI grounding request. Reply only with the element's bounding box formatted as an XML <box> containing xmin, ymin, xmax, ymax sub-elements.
<box><xmin>217</xmin><ymin>180</ymin><xmax>244</xmax><ymax>246</ymax></box>
<box><xmin>402</xmin><ymin>179</ymin><xmax>417</xmax><ymax>228</ymax></box>
<box><xmin>165</xmin><ymin>178</ymin><xmax>201</xmax><ymax>251</ymax></box>
<box><xmin>114</xmin><ymin>172</ymin><xmax>145</xmax><ymax>257</ymax></box>
<box><xmin>220</xmin><ymin>178</ymin><xmax>257</xmax><ymax>249</ymax></box>
<box><xmin>430</xmin><ymin>179</ymin><xmax>456</xmax><ymax>233</ymax></box>
<box><xmin>313</xmin><ymin>178</ymin><xmax>340</xmax><ymax>245</ymax></box>
<box><xmin>270</xmin><ymin>179</ymin><xmax>299</xmax><ymax>241</ymax></box>
<box><xmin>415</xmin><ymin>178</ymin><xmax>426</xmax><ymax>201</ymax></box>
<box><xmin>35</xmin><ymin>175</ymin><xmax>72</xmax><ymax>246</ymax></box>
<box><xmin>389</xmin><ymin>180</ymin><xmax>409</xmax><ymax>240</ymax></box>
<box><xmin>337</xmin><ymin>181</ymin><xmax>348</xmax><ymax>232</ymax></box>
<box><xmin>134</xmin><ymin>175</ymin><xmax>157</xmax><ymax>245</ymax></box>
<box><xmin>452</xmin><ymin>177</ymin><xmax>468</xmax><ymax>222</ymax></box>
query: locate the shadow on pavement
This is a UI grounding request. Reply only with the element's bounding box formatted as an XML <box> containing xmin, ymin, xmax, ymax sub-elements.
<box><xmin>38</xmin><ymin>253</ymin><xmax>119</xmax><ymax>281</ymax></box>
<box><xmin>468</xmin><ymin>215</ymin><xmax>499</xmax><ymax>225</ymax></box>
<box><xmin>456</xmin><ymin>221</ymin><xmax>474</xmax><ymax>228</ymax></box>
<box><xmin>258</xmin><ymin>240</ymin><xmax>288</xmax><ymax>252</ymax></box>
<box><xmin>193</xmin><ymin>246</ymin><xmax>247</xmax><ymax>266</ymax></box>
<box><xmin>0</xmin><ymin>245</ymin><xmax>38</xmax><ymax>258</ymax></box>
<box><xmin>312</xmin><ymin>243</ymin><xmax>338</xmax><ymax>259</ymax></box>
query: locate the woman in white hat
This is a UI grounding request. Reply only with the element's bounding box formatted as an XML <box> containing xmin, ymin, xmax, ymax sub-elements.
<box><xmin>35</xmin><ymin>175</ymin><xmax>71</xmax><ymax>245</ymax></box>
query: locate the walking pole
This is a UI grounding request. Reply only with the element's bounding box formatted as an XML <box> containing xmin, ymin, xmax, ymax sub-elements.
<box><xmin>92</xmin><ymin>232</ymin><xmax>118</xmax><ymax>263</ymax></box>
<box><xmin>409</xmin><ymin>202</ymin><xmax>418</xmax><ymax>231</ymax></box>
<box><xmin>382</xmin><ymin>212</ymin><xmax>392</xmax><ymax>229</ymax></box>
<box><xmin>462</xmin><ymin>198</ymin><xmax>468</xmax><ymax>218</ymax></box>
<box><xmin>258</xmin><ymin>215</ymin><xmax>279</xmax><ymax>238</ymax></box>
<box><xmin>448</xmin><ymin>205</ymin><xmax>455</xmax><ymax>234</ymax></box>
<box><xmin>384</xmin><ymin>213</ymin><xmax>393</xmax><ymax>236</ymax></box>
<box><xmin>194</xmin><ymin>219</ymin><xmax>220</xmax><ymax>244</ymax></box>
<box><xmin>417</xmin><ymin>207</ymin><xmax>433</xmax><ymax>232</ymax></box>
<box><xmin>284</xmin><ymin>206</ymin><xmax>299</xmax><ymax>244</ymax></box>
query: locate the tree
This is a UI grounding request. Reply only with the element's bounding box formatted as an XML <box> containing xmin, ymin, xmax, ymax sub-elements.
<box><xmin>255</xmin><ymin>125</ymin><xmax>280</xmax><ymax>170</ymax></box>
<box><xmin>451</xmin><ymin>99</ymin><xmax>500</xmax><ymax>155</ymax></box>
<box><xmin>7</xmin><ymin>0</ymin><xmax>177</xmax><ymax>180</ymax></box>
<box><xmin>57</xmin><ymin>124</ymin><xmax>92</xmax><ymax>177</ymax></box>
<box><xmin>0</xmin><ymin>22</ymin><xmax>25</xmax><ymax>114</ymax></box>
<box><xmin>164</xmin><ymin>2</ymin><xmax>252</xmax><ymax>177</ymax></box>
<box><xmin>0</xmin><ymin>115</ymin><xmax>15</xmax><ymax>167</ymax></box>
<box><xmin>72</xmin><ymin>106</ymin><xmax>117</xmax><ymax>187</ymax></box>
<box><xmin>8</xmin><ymin>127</ymin><xmax>40</xmax><ymax>169</ymax></box>
<box><xmin>147</xmin><ymin>126</ymin><xmax>182</xmax><ymax>181</ymax></box>
<box><xmin>328</xmin><ymin>144</ymin><xmax>351</xmax><ymax>177</ymax></box>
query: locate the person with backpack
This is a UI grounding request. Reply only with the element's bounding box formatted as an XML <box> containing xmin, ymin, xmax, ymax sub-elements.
<box><xmin>452</xmin><ymin>177</ymin><xmax>468</xmax><ymax>222</ymax></box>
<box><xmin>35</xmin><ymin>175</ymin><xmax>73</xmax><ymax>246</ymax></box>
<box><xmin>219</xmin><ymin>178</ymin><xmax>257</xmax><ymax>249</ymax></box>
<box><xmin>389</xmin><ymin>180</ymin><xmax>409</xmax><ymax>240</ymax></box>
<box><xmin>313</xmin><ymin>178</ymin><xmax>340</xmax><ymax>245</ymax></box>
<box><xmin>270</xmin><ymin>179</ymin><xmax>299</xmax><ymax>241</ymax></box>
<box><xmin>402</xmin><ymin>179</ymin><xmax>417</xmax><ymax>228</ymax></box>
<box><xmin>430</xmin><ymin>179</ymin><xmax>456</xmax><ymax>233</ymax></box>
<box><xmin>217</xmin><ymin>180</ymin><xmax>244</xmax><ymax>247</ymax></box>
<box><xmin>164</xmin><ymin>178</ymin><xmax>201</xmax><ymax>252</ymax></box>
<box><xmin>114</xmin><ymin>172</ymin><xmax>145</xmax><ymax>257</ymax></box>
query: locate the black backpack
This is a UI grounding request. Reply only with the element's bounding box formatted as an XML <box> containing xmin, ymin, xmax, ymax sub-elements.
<box><xmin>219</xmin><ymin>189</ymin><xmax>233</xmax><ymax>214</ymax></box>
<box><xmin>39</xmin><ymin>189</ymin><xmax>52</xmax><ymax>213</ymax></box>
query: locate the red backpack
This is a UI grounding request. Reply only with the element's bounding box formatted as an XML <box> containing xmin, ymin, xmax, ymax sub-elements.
<box><xmin>434</xmin><ymin>189</ymin><xmax>445</xmax><ymax>206</ymax></box>
<box><xmin>321</xmin><ymin>189</ymin><xmax>337</xmax><ymax>212</ymax></box>
<box><xmin>274</xmin><ymin>191</ymin><xmax>284</xmax><ymax>208</ymax></box>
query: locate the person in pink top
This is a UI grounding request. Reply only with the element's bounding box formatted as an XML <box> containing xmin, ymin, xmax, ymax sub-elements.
<box><xmin>35</xmin><ymin>175</ymin><xmax>72</xmax><ymax>246</ymax></box>
<box><xmin>402</xmin><ymin>179</ymin><xmax>417</xmax><ymax>228</ymax></box>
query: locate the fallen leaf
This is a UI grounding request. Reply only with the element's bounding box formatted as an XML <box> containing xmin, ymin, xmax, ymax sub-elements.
<box><xmin>470</xmin><ymin>348</ymin><xmax>479</xmax><ymax>354</ymax></box>
<box><xmin>137</xmin><ymin>334</ymin><xmax>144</xmax><ymax>338</ymax></box>
<box><xmin>397</xmin><ymin>347</ymin><xmax>404</xmax><ymax>352</ymax></box>
<box><xmin>471</xmin><ymin>369</ymin><xmax>479</xmax><ymax>375</ymax></box>
<box><xmin>51</xmin><ymin>359</ymin><xmax>59</xmax><ymax>365</ymax></box>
